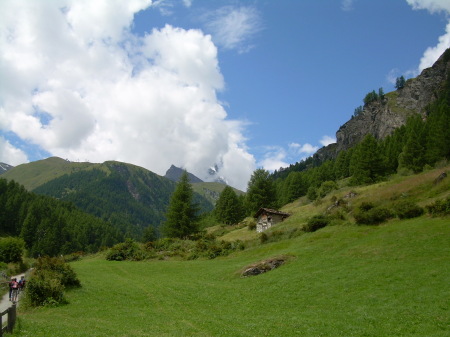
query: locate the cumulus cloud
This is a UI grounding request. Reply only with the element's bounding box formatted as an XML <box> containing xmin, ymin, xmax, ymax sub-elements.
<box><xmin>203</xmin><ymin>5</ymin><xmax>262</xmax><ymax>53</ymax></box>
<box><xmin>0</xmin><ymin>136</ymin><xmax>28</xmax><ymax>166</ymax></box>
<box><xmin>259</xmin><ymin>140</ymin><xmax>324</xmax><ymax>172</ymax></box>
<box><xmin>418</xmin><ymin>22</ymin><xmax>450</xmax><ymax>71</ymax></box>
<box><xmin>258</xmin><ymin>146</ymin><xmax>289</xmax><ymax>172</ymax></box>
<box><xmin>0</xmin><ymin>0</ymin><xmax>255</xmax><ymax>190</ymax></box>
<box><xmin>319</xmin><ymin>135</ymin><xmax>336</xmax><ymax>147</ymax></box>
<box><xmin>406</xmin><ymin>0</ymin><xmax>450</xmax><ymax>72</ymax></box>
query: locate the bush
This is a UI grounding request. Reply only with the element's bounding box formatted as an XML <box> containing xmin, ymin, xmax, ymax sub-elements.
<box><xmin>317</xmin><ymin>181</ymin><xmax>338</xmax><ymax>198</ymax></box>
<box><xmin>25</xmin><ymin>270</ymin><xmax>66</xmax><ymax>307</ymax></box>
<box><xmin>394</xmin><ymin>201</ymin><xmax>424</xmax><ymax>219</ymax></box>
<box><xmin>247</xmin><ymin>221</ymin><xmax>257</xmax><ymax>231</ymax></box>
<box><xmin>426</xmin><ymin>196</ymin><xmax>450</xmax><ymax>216</ymax></box>
<box><xmin>106</xmin><ymin>239</ymin><xmax>145</xmax><ymax>261</ymax></box>
<box><xmin>34</xmin><ymin>256</ymin><xmax>81</xmax><ymax>288</ymax></box>
<box><xmin>0</xmin><ymin>237</ymin><xmax>25</xmax><ymax>263</ymax></box>
<box><xmin>260</xmin><ymin>232</ymin><xmax>268</xmax><ymax>244</ymax></box>
<box><xmin>24</xmin><ymin>257</ymin><xmax>80</xmax><ymax>307</ymax></box>
<box><xmin>354</xmin><ymin>206</ymin><xmax>393</xmax><ymax>225</ymax></box>
<box><xmin>304</xmin><ymin>215</ymin><xmax>330</xmax><ymax>232</ymax></box>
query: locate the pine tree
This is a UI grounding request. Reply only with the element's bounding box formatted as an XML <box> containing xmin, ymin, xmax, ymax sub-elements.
<box><xmin>162</xmin><ymin>171</ymin><xmax>199</xmax><ymax>239</ymax></box>
<box><xmin>349</xmin><ymin>134</ymin><xmax>386</xmax><ymax>184</ymax></box>
<box><xmin>245</xmin><ymin>169</ymin><xmax>277</xmax><ymax>215</ymax></box>
<box><xmin>398</xmin><ymin>115</ymin><xmax>426</xmax><ymax>174</ymax></box>
<box><xmin>214</xmin><ymin>186</ymin><xmax>245</xmax><ymax>225</ymax></box>
<box><xmin>395</xmin><ymin>76</ymin><xmax>406</xmax><ymax>90</ymax></box>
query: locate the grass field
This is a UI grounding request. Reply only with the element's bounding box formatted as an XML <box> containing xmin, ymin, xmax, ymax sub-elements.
<box><xmin>10</xmin><ymin>167</ymin><xmax>450</xmax><ymax>336</ymax></box>
<box><xmin>12</xmin><ymin>216</ymin><xmax>449</xmax><ymax>336</ymax></box>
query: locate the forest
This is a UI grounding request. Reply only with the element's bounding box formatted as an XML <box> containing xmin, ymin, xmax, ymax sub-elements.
<box><xmin>0</xmin><ymin>178</ymin><xmax>123</xmax><ymax>257</ymax></box>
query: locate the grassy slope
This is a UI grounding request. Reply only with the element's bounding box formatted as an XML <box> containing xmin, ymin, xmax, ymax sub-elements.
<box><xmin>12</xmin><ymin>168</ymin><xmax>450</xmax><ymax>337</ymax></box>
<box><xmin>1</xmin><ymin>157</ymin><xmax>94</xmax><ymax>190</ymax></box>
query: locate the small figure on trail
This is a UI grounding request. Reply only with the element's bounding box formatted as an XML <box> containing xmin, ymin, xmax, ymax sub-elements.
<box><xmin>18</xmin><ymin>276</ymin><xmax>26</xmax><ymax>292</ymax></box>
<box><xmin>8</xmin><ymin>277</ymin><xmax>14</xmax><ymax>301</ymax></box>
<box><xmin>10</xmin><ymin>278</ymin><xmax>19</xmax><ymax>302</ymax></box>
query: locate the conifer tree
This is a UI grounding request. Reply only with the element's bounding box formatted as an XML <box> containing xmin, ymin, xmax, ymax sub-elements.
<box><xmin>349</xmin><ymin>134</ymin><xmax>386</xmax><ymax>184</ymax></box>
<box><xmin>245</xmin><ymin>169</ymin><xmax>277</xmax><ymax>215</ymax></box>
<box><xmin>398</xmin><ymin>115</ymin><xmax>426</xmax><ymax>173</ymax></box>
<box><xmin>214</xmin><ymin>186</ymin><xmax>245</xmax><ymax>225</ymax></box>
<box><xmin>162</xmin><ymin>171</ymin><xmax>199</xmax><ymax>239</ymax></box>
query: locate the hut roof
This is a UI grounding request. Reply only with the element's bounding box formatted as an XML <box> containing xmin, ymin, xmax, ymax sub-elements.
<box><xmin>254</xmin><ymin>208</ymin><xmax>290</xmax><ymax>218</ymax></box>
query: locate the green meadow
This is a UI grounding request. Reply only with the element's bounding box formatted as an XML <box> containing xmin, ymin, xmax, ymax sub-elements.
<box><xmin>9</xmin><ymin>167</ymin><xmax>450</xmax><ymax>336</ymax></box>
<box><xmin>12</xmin><ymin>216</ymin><xmax>449</xmax><ymax>336</ymax></box>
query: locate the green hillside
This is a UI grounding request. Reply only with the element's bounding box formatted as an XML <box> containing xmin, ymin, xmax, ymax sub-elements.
<box><xmin>12</xmin><ymin>167</ymin><xmax>450</xmax><ymax>336</ymax></box>
<box><xmin>1</xmin><ymin>157</ymin><xmax>94</xmax><ymax>190</ymax></box>
<box><xmin>2</xmin><ymin>158</ymin><xmax>215</xmax><ymax>239</ymax></box>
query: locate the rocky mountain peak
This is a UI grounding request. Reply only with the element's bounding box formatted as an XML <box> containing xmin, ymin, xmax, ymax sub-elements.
<box><xmin>164</xmin><ymin>165</ymin><xmax>204</xmax><ymax>183</ymax></box>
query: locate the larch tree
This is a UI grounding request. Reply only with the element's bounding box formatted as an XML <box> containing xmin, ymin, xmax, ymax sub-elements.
<box><xmin>162</xmin><ymin>171</ymin><xmax>199</xmax><ymax>239</ymax></box>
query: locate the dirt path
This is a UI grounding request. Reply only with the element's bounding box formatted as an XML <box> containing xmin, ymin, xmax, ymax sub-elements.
<box><xmin>0</xmin><ymin>272</ymin><xmax>26</xmax><ymax>328</ymax></box>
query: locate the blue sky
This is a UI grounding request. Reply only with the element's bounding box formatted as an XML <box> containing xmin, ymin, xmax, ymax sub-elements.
<box><xmin>0</xmin><ymin>0</ymin><xmax>449</xmax><ymax>190</ymax></box>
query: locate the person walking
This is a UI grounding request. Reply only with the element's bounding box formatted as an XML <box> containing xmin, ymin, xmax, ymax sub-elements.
<box><xmin>10</xmin><ymin>278</ymin><xmax>19</xmax><ymax>302</ymax></box>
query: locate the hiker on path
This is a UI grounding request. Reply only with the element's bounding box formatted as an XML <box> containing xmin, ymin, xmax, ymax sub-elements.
<box><xmin>10</xmin><ymin>278</ymin><xmax>19</xmax><ymax>302</ymax></box>
<box><xmin>18</xmin><ymin>276</ymin><xmax>26</xmax><ymax>292</ymax></box>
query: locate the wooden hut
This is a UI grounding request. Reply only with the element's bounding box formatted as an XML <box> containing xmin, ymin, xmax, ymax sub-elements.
<box><xmin>254</xmin><ymin>208</ymin><xmax>290</xmax><ymax>233</ymax></box>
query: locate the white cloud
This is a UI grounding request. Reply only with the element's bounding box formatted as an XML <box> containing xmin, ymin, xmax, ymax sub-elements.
<box><xmin>182</xmin><ymin>0</ymin><xmax>193</xmax><ymax>8</ymax></box>
<box><xmin>320</xmin><ymin>135</ymin><xmax>336</xmax><ymax>147</ymax></box>
<box><xmin>259</xmin><ymin>141</ymin><xmax>323</xmax><ymax>172</ymax></box>
<box><xmin>258</xmin><ymin>146</ymin><xmax>289</xmax><ymax>172</ymax></box>
<box><xmin>418</xmin><ymin>22</ymin><xmax>450</xmax><ymax>71</ymax></box>
<box><xmin>203</xmin><ymin>6</ymin><xmax>262</xmax><ymax>53</ymax></box>
<box><xmin>406</xmin><ymin>0</ymin><xmax>450</xmax><ymax>13</ymax></box>
<box><xmin>0</xmin><ymin>136</ymin><xmax>28</xmax><ymax>166</ymax></box>
<box><xmin>0</xmin><ymin>0</ymin><xmax>255</xmax><ymax>190</ymax></box>
<box><xmin>406</xmin><ymin>0</ymin><xmax>450</xmax><ymax>72</ymax></box>
<box><xmin>341</xmin><ymin>0</ymin><xmax>356</xmax><ymax>11</ymax></box>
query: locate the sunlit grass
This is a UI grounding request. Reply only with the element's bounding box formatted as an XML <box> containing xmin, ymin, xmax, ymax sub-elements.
<box><xmin>12</xmin><ymin>216</ymin><xmax>450</xmax><ymax>337</ymax></box>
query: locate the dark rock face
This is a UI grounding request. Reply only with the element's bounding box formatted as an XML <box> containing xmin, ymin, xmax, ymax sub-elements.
<box><xmin>335</xmin><ymin>50</ymin><xmax>450</xmax><ymax>153</ymax></box>
<box><xmin>164</xmin><ymin>165</ymin><xmax>203</xmax><ymax>183</ymax></box>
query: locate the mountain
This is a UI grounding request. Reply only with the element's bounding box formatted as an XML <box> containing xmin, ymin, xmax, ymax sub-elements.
<box><xmin>318</xmin><ymin>48</ymin><xmax>450</xmax><ymax>160</ymax></box>
<box><xmin>164</xmin><ymin>164</ymin><xmax>243</xmax><ymax>204</ymax></box>
<box><xmin>2</xmin><ymin>157</ymin><xmax>214</xmax><ymax>238</ymax></box>
<box><xmin>164</xmin><ymin>164</ymin><xmax>204</xmax><ymax>183</ymax></box>
<box><xmin>0</xmin><ymin>162</ymin><xmax>14</xmax><ymax>174</ymax></box>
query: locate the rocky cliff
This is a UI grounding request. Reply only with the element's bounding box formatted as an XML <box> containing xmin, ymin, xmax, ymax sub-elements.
<box><xmin>332</xmin><ymin>49</ymin><xmax>450</xmax><ymax>155</ymax></box>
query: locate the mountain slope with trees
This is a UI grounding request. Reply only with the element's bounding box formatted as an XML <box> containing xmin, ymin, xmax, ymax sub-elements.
<box><xmin>2</xmin><ymin>158</ymin><xmax>216</xmax><ymax>238</ymax></box>
<box><xmin>0</xmin><ymin>178</ymin><xmax>123</xmax><ymax>257</ymax></box>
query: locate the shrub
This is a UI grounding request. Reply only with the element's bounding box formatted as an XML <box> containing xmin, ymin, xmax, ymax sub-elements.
<box><xmin>25</xmin><ymin>270</ymin><xmax>66</xmax><ymax>307</ymax></box>
<box><xmin>260</xmin><ymin>232</ymin><xmax>268</xmax><ymax>244</ymax></box>
<box><xmin>247</xmin><ymin>221</ymin><xmax>256</xmax><ymax>231</ymax></box>
<box><xmin>317</xmin><ymin>181</ymin><xmax>338</xmax><ymax>198</ymax></box>
<box><xmin>354</xmin><ymin>206</ymin><xmax>393</xmax><ymax>225</ymax></box>
<box><xmin>0</xmin><ymin>237</ymin><xmax>25</xmax><ymax>263</ymax></box>
<box><xmin>304</xmin><ymin>215</ymin><xmax>330</xmax><ymax>232</ymax></box>
<box><xmin>426</xmin><ymin>196</ymin><xmax>450</xmax><ymax>216</ymax></box>
<box><xmin>34</xmin><ymin>256</ymin><xmax>81</xmax><ymax>288</ymax></box>
<box><xmin>24</xmin><ymin>257</ymin><xmax>80</xmax><ymax>307</ymax></box>
<box><xmin>394</xmin><ymin>201</ymin><xmax>424</xmax><ymax>219</ymax></box>
<box><xmin>106</xmin><ymin>239</ymin><xmax>145</xmax><ymax>261</ymax></box>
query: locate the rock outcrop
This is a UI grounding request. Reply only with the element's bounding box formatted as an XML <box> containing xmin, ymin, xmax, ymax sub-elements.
<box><xmin>334</xmin><ymin>49</ymin><xmax>450</xmax><ymax>154</ymax></box>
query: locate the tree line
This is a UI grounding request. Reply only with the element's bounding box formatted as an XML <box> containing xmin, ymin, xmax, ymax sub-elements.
<box><xmin>0</xmin><ymin>178</ymin><xmax>123</xmax><ymax>257</ymax></box>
